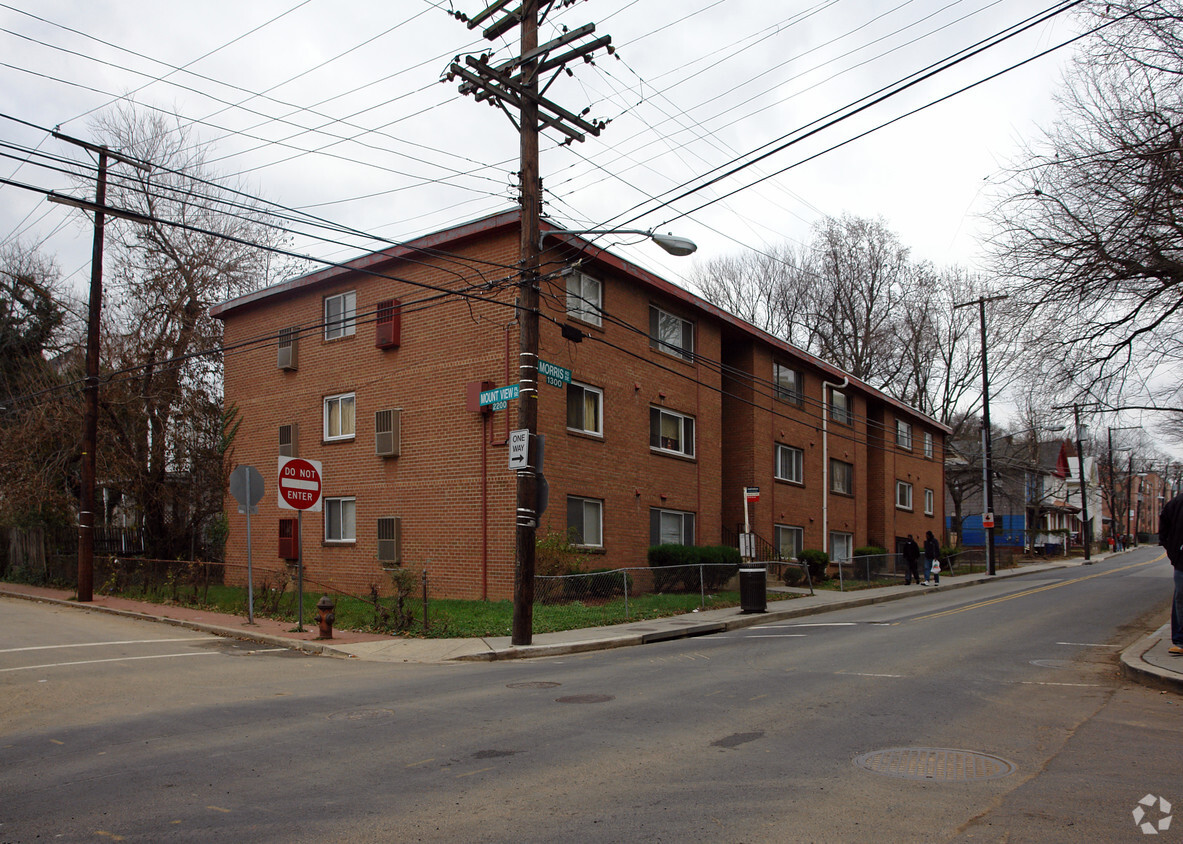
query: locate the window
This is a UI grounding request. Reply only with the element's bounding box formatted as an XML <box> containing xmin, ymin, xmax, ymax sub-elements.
<box><xmin>829</xmin><ymin>389</ymin><xmax>853</xmax><ymax>425</ymax></box>
<box><xmin>324</xmin><ymin>291</ymin><xmax>356</xmax><ymax>340</ymax></box>
<box><xmin>924</xmin><ymin>487</ymin><xmax>935</xmax><ymax>516</ymax></box>
<box><xmin>830</xmin><ymin>531</ymin><xmax>853</xmax><ymax>563</ymax></box>
<box><xmin>566</xmin><ymin>382</ymin><xmax>603</xmax><ymax>436</ymax></box>
<box><xmin>324</xmin><ymin>497</ymin><xmax>356</xmax><ymax>543</ymax></box>
<box><xmin>566</xmin><ymin>272</ymin><xmax>602</xmax><ymax>327</ymax></box>
<box><xmin>566</xmin><ymin>496</ymin><xmax>603</xmax><ymax>547</ymax></box>
<box><xmin>775</xmin><ymin>525</ymin><xmax>804</xmax><ymax>559</ymax></box>
<box><xmin>924</xmin><ymin>431</ymin><xmax>934</xmax><ymax>459</ymax></box>
<box><xmin>896</xmin><ymin>420</ymin><xmax>913</xmax><ymax>450</ymax></box>
<box><xmin>775</xmin><ymin>444</ymin><xmax>803</xmax><ymax>484</ymax></box>
<box><xmin>649</xmin><ymin>305</ymin><xmax>694</xmax><ymax>360</ymax></box>
<box><xmin>650</xmin><ymin>508</ymin><xmax>695</xmax><ymax>546</ymax></box>
<box><xmin>774</xmin><ymin>363</ymin><xmax>803</xmax><ymax>405</ymax></box>
<box><xmin>650</xmin><ymin>407</ymin><xmax>695</xmax><ymax>458</ymax></box>
<box><xmin>830</xmin><ymin>458</ymin><xmax>853</xmax><ymax>495</ymax></box>
<box><xmin>896</xmin><ymin>480</ymin><xmax>913</xmax><ymax>510</ymax></box>
<box><xmin>324</xmin><ymin>393</ymin><xmax>356</xmax><ymax>441</ymax></box>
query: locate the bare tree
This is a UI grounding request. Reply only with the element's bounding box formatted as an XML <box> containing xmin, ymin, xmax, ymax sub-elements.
<box><xmin>988</xmin><ymin>1</ymin><xmax>1183</xmax><ymax>413</ymax></box>
<box><xmin>87</xmin><ymin>106</ymin><xmax>288</xmax><ymax>559</ymax></box>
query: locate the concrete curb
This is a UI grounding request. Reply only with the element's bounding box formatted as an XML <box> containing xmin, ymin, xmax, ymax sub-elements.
<box><xmin>1120</xmin><ymin>632</ymin><xmax>1183</xmax><ymax>694</ymax></box>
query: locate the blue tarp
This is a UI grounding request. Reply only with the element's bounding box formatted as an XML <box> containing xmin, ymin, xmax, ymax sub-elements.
<box><xmin>949</xmin><ymin>514</ymin><xmax>1028</xmax><ymax>547</ymax></box>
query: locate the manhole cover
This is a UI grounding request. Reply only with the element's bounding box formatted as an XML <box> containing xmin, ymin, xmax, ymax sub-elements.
<box><xmin>1030</xmin><ymin>659</ymin><xmax>1074</xmax><ymax>669</ymax></box>
<box><xmin>555</xmin><ymin>694</ymin><xmax>614</xmax><ymax>704</ymax></box>
<box><xmin>854</xmin><ymin>748</ymin><xmax>1015</xmax><ymax>781</ymax></box>
<box><xmin>327</xmin><ymin>708</ymin><xmax>396</xmax><ymax>722</ymax></box>
<box><xmin>506</xmin><ymin>681</ymin><xmax>561</xmax><ymax>689</ymax></box>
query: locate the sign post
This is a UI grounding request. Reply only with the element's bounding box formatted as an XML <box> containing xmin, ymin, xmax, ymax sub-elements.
<box><xmin>228</xmin><ymin>464</ymin><xmax>264</xmax><ymax>623</ymax></box>
<box><xmin>278</xmin><ymin>457</ymin><xmax>323</xmax><ymax>632</ymax></box>
<box><xmin>741</xmin><ymin>486</ymin><xmax>760</xmax><ymax>562</ymax></box>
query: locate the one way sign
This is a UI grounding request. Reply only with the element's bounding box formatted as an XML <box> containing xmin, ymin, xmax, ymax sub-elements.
<box><xmin>509</xmin><ymin>429</ymin><xmax>529</xmax><ymax>469</ymax></box>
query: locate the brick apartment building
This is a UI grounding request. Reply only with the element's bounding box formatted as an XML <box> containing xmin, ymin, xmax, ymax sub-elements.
<box><xmin>211</xmin><ymin>209</ymin><xmax>948</xmax><ymax>599</ymax></box>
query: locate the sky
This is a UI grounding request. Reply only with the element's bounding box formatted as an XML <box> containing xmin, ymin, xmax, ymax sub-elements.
<box><xmin>2</xmin><ymin>0</ymin><xmax>1123</xmax><ymax>433</ymax></box>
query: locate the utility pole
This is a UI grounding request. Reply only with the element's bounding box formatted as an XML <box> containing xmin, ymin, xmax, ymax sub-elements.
<box><xmin>51</xmin><ymin>131</ymin><xmax>148</xmax><ymax>602</ymax></box>
<box><xmin>449</xmin><ymin>1</ymin><xmax>610</xmax><ymax>645</ymax></box>
<box><xmin>954</xmin><ymin>294</ymin><xmax>1007</xmax><ymax>576</ymax></box>
<box><xmin>1074</xmin><ymin>404</ymin><xmax>1092</xmax><ymax>563</ymax></box>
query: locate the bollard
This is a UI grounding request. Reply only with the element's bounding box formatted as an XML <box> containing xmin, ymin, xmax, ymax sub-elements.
<box><xmin>315</xmin><ymin>594</ymin><xmax>336</xmax><ymax>639</ymax></box>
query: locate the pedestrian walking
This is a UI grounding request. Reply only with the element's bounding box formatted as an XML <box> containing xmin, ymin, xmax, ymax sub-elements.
<box><xmin>1158</xmin><ymin>491</ymin><xmax>1183</xmax><ymax>656</ymax></box>
<box><xmin>923</xmin><ymin>530</ymin><xmax>941</xmax><ymax>586</ymax></box>
<box><xmin>902</xmin><ymin>534</ymin><xmax>921</xmax><ymax>586</ymax></box>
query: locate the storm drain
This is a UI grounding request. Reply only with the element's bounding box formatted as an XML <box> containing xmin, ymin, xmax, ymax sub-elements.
<box><xmin>853</xmin><ymin>747</ymin><xmax>1016</xmax><ymax>781</ymax></box>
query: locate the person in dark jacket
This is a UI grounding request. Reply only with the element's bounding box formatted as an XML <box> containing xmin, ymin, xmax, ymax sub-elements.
<box><xmin>902</xmin><ymin>535</ymin><xmax>921</xmax><ymax>586</ymax></box>
<box><xmin>1158</xmin><ymin>491</ymin><xmax>1183</xmax><ymax>655</ymax></box>
<box><xmin>923</xmin><ymin>530</ymin><xmax>941</xmax><ymax>586</ymax></box>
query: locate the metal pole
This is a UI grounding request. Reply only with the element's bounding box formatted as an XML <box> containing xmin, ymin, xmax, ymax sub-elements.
<box><xmin>296</xmin><ymin>510</ymin><xmax>304</xmax><ymax>631</ymax></box>
<box><xmin>245</xmin><ymin>472</ymin><xmax>254</xmax><ymax>624</ymax></box>
<box><xmin>978</xmin><ymin>298</ymin><xmax>998</xmax><ymax>576</ymax></box>
<box><xmin>77</xmin><ymin>148</ymin><xmax>108</xmax><ymax>603</ymax></box>
<box><xmin>511</xmin><ymin>0</ymin><xmax>541</xmax><ymax>647</ymax></box>
<box><xmin>1074</xmin><ymin>404</ymin><xmax>1092</xmax><ymax>563</ymax></box>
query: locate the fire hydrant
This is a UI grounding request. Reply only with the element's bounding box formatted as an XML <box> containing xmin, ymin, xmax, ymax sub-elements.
<box><xmin>316</xmin><ymin>595</ymin><xmax>336</xmax><ymax>640</ymax></box>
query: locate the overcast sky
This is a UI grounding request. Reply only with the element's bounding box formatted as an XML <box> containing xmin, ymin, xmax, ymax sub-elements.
<box><xmin>7</xmin><ymin>1</ymin><xmax>1135</xmax><ymax>436</ymax></box>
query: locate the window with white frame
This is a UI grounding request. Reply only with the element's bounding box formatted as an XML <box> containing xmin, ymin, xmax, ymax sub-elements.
<box><xmin>830</xmin><ymin>531</ymin><xmax>853</xmax><ymax>563</ymax></box>
<box><xmin>896</xmin><ymin>480</ymin><xmax>913</xmax><ymax>510</ymax></box>
<box><xmin>896</xmin><ymin>419</ymin><xmax>913</xmax><ymax>450</ymax></box>
<box><xmin>829</xmin><ymin>389</ymin><xmax>853</xmax><ymax>425</ymax></box>
<box><xmin>650</xmin><ymin>407</ymin><xmax>695</xmax><ymax>457</ymax></box>
<box><xmin>566</xmin><ymin>382</ymin><xmax>603</xmax><ymax>436</ymax></box>
<box><xmin>774</xmin><ymin>363</ymin><xmax>803</xmax><ymax>405</ymax></box>
<box><xmin>566</xmin><ymin>272</ymin><xmax>602</xmax><ymax>327</ymax></box>
<box><xmin>924</xmin><ymin>431</ymin><xmax>934</xmax><ymax>459</ymax></box>
<box><xmin>775</xmin><ymin>443</ymin><xmax>803</xmax><ymax>483</ymax></box>
<box><xmin>324</xmin><ymin>497</ymin><xmax>356</xmax><ymax>543</ymax></box>
<box><xmin>775</xmin><ymin>524</ymin><xmax>804</xmax><ymax>559</ymax></box>
<box><xmin>830</xmin><ymin>458</ymin><xmax>853</xmax><ymax>495</ymax></box>
<box><xmin>324</xmin><ymin>291</ymin><xmax>356</xmax><ymax>340</ymax></box>
<box><xmin>650</xmin><ymin>508</ymin><xmax>695</xmax><ymax>546</ymax></box>
<box><xmin>324</xmin><ymin>392</ymin><xmax>356</xmax><ymax>441</ymax></box>
<box><xmin>924</xmin><ymin>487</ymin><xmax>935</xmax><ymax>516</ymax></box>
<box><xmin>649</xmin><ymin>305</ymin><xmax>694</xmax><ymax>360</ymax></box>
<box><xmin>566</xmin><ymin>496</ymin><xmax>603</xmax><ymax>547</ymax></box>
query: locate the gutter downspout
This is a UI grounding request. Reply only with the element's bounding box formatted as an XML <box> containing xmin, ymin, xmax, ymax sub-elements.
<box><xmin>821</xmin><ymin>376</ymin><xmax>849</xmax><ymax>555</ymax></box>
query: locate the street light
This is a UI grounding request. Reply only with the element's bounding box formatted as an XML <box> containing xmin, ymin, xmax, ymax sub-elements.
<box><xmin>512</xmin><ymin>225</ymin><xmax>698</xmax><ymax>647</ymax></box>
<box><xmin>542</xmin><ymin>228</ymin><xmax>698</xmax><ymax>256</ymax></box>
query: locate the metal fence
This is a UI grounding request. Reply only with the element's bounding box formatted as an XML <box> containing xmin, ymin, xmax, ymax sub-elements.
<box><xmin>534</xmin><ymin>562</ymin><xmax>741</xmax><ymax>623</ymax></box>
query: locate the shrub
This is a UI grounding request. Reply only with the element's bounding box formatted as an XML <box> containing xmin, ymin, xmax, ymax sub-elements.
<box><xmin>852</xmin><ymin>545</ymin><xmax>889</xmax><ymax>580</ymax></box>
<box><xmin>781</xmin><ymin>564</ymin><xmax>807</xmax><ymax>587</ymax></box>
<box><xmin>798</xmin><ymin>549</ymin><xmax>830</xmax><ymax>582</ymax></box>
<box><xmin>573</xmin><ymin>567</ymin><xmax>632</xmax><ymax>600</ymax></box>
<box><xmin>695</xmin><ymin>545</ymin><xmax>741</xmax><ymax>589</ymax></box>
<box><xmin>854</xmin><ymin>545</ymin><xmax>887</xmax><ymax>558</ymax></box>
<box><xmin>648</xmin><ymin>543</ymin><xmax>697</xmax><ymax>592</ymax></box>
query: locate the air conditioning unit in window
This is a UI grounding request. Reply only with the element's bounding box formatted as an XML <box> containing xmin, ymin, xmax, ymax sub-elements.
<box><xmin>377</xmin><ymin>516</ymin><xmax>402</xmax><ymax>564</ymax></box>
<box><xmin>278</xmin><ymin>423</ymin><xmax>297</xmax><ymax>457</ymax></box>
<box><xmin>277</xmin><ymin>327</ymin><xmax>298</xmax><ymax>370</ymax></box>
<box><xmin>375</xmin><ymin>409</ymin><xmax>401</xmax><ymax>457</ymax></box>
<box><xmin>375</xmin><ymin>299</ymin><xmax>401</xmax><ymax>349</ymax></box>
<box><xmin>278</xmin><ymin>518</ymin><xmax>298</xmax><ymax>560</ymax></box>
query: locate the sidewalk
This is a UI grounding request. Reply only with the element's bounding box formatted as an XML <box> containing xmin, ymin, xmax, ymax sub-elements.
<box><xmin>2</xmin><ymin>555</ymin><xmax>1179</xmax><ymax>690</ymax></box>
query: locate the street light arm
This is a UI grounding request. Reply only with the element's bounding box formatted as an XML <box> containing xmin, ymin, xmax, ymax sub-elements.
<box><xmin>541</xmin><ymin>227</ymin><xmax>697</xmax><ymax>256</ymax></box>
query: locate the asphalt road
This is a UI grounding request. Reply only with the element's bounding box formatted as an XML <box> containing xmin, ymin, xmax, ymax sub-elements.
<box><xmin>1</xmin><ymin>547</ymin><xmax>1179</xmax><ymax>843</ymax></box>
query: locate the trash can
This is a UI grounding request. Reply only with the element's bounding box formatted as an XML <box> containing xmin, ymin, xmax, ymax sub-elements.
<box><xmin>739</xmin><ymin>565</ymin><xmax>767</xmax><ymax>614</ymax></box>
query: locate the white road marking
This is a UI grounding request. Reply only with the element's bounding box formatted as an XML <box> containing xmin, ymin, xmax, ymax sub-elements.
<box><xmin>0</xmin><ymin>652</ymin><xmax>219</xmax><ymax>672</ymax></box>
<box><xmin>749</xmin><ymin>634</ymin><xmax>808</xmax><ymax>638</ymax></box>
<box><xmin>1055</xmin><ymin>642</ymin><xmax>1120</xmax><ymax>648</ymax></box>
<box><xmin>1017</xmin><ymin>681</ymin><xmax>1104</xmax><ymax>687</ymax></box>
<box><xmin>839</xmin><ymin>672</ymin><xmax>904</xmax><ymax>678</ymax></box>
<box><xmin>0</xmin><ymin>637</ymin><xmax>215</xmax><ymax>654</ymax></box>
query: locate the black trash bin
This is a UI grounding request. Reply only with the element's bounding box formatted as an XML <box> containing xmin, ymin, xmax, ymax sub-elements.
<box><xmin>739</xmin><ymin>565</ymin><xmax>767</xmax><ymax>614</ymax></box>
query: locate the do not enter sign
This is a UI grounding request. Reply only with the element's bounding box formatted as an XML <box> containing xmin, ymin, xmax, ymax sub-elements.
<box><xmin>278</xmin><ymin>456</ymin><xmax>323</xmax><ymax>511</ymax></box>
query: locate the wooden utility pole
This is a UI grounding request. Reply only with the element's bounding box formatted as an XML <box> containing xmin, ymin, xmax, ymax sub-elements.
<box><xmin>449</xmin><ymin>1</ymin><xmax>610</xmax><ymax>645</ymax></box>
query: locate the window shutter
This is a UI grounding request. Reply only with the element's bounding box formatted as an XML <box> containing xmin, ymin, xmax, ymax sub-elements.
<box><xmin>376</xmin><ymin>517</ymin><xmax>401</xmax><ymax>563</ymax></box>
<box><xmin>685</xmin><ymin>513</ymin><xmax>696</xmax><ymax>545</ymax></box>
<box><xmin>375</xmin><ymin>409</ymin><xmax>401</xmax><ymax>457</ymax></box>
<box><xmin>277</xmin><ymin>327</ymin><xmax>298</xmax><ymax>370</ymax></box>
<box><xmin>650</xmin><ymin>509</ymin><xmax>661</xmax><ymax>546</ymax></box>
<box><xmin>278</xmin><ymin>423</ymin><xmax>298</xmax><ymax>457</ymax></box>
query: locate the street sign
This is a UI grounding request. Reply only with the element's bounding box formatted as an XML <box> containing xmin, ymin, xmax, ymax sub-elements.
<box><xmin>479</xmin><ymin>383</ymin><xmax>520</xmax><ymax>411</ymax></box>
<box><xmin>982</xmin><ymin>512</ymin><xmax>995</xmax><ymax>529</ymax></box>
<box><xmin>745</xmin><ymin>486</ymin><xmax>760</xmax><ymax>503</ymax></box>
<box><xmin>538</xmin><ymin>359</ymin><xmax>571</xmax><ymax>387</ymax></box>
<box><xmin>278</xmin><ymin>456</ymin><xmax>323</xmax><ymax>511</ymax></box>
<box><xmin>509</xmin><ymin>429</ymin><xmax>529</xmax><ymax>469</ymax></box>
<box><xmin>229</xmin><ymin>464</ymin><xmax>264</xmax><ymax>515</ymax></box>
